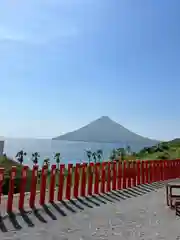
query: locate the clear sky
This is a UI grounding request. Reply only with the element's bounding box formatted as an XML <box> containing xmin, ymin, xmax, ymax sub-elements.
<box><xmin>0</xmin><ymin>0</ymin><xmax>180</xmax><ymax>140</ymax></box>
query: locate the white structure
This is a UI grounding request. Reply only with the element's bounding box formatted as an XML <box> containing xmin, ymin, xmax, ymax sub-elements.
<box><xmin>0</xmin><ymin>141</ymin><xmax>4</xmax><ymax>156</ymax></box>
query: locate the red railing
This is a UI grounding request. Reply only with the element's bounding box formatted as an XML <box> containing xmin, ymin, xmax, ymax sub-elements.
<box><xmin>1</xmin><ymin>159</ymin><xmax>180</xmax><ymax>213</ymax></box>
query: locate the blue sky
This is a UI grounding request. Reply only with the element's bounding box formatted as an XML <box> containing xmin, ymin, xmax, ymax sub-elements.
<box><xmin>0</xmin><ymin>0</ymin><xmax>180</xmax><ymax>140</ymax></box>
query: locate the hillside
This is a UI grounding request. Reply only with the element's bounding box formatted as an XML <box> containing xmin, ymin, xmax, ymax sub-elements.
<box><xmin>136</xmin><ymin>139</ymin><xmax>180</xmax><ymax>160</ymax></box>
<box><xmin>53</xmin><ymin>116</ymin><xmax>158</xmax><ymax>148</ymax></box>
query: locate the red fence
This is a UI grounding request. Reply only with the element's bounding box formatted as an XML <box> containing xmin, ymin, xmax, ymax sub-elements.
<box><xmin>1</xmin><ymin>159</ymin><xmax>180</xmax><ymax>213</ymax></box>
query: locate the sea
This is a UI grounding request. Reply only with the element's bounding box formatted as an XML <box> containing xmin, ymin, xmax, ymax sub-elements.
<box><xmin>3</xmin><ymin>138</ymin><xmax>147</xmax><ymax>168</ymax></box>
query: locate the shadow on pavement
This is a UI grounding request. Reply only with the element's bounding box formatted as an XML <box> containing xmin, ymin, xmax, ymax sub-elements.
<box><xmin>133</xmin><ymin>186</ymin><xmax>151</xmax><ymax>194</ymax></box>
<box><xmin>91</xmin><ymin>195</ymin><xmax>107</xmax><ymax>204</ymax></box>
<box><xmin>122</xmin><ymin>188</ymin><xmax>140</xmax><ymax>197</ymax></box>
<box><xmin>105</xmin><ymin>192</ymin><xmax>121</xmax><ymax>202</ymax></box>
<box><xmin>19</xmin><ymin>209</ymin><xmax>34</xmax><ymax>228</ymax></box>
<box><xmin>99</xmin><ymin>193</ymin><xmax>115</xmax><ymax>203</ymax></box>
<box><xmin>76</xmin><ymin>197</ymin><xmax>93</xmax><ymax>208</ymax></box>
<box><xmin>32</xmin><ymin>207</ymin><xmax>47</xmax><ymax>223</ymax></box>
<box><xmin>0</xmin><ymin>214</ymin><xmax>8</xmax><ymax>232</ymax></box>
<box><xmin>110</xmin><ymin>191</ymin><xmax>127</xmax><ymax>200</ymax></box>
<box><xmin>50</xmin><ymin>202</ymin><xmax>67</xmax><ymax>217</ymax></box>
<box><xmin>69</xmin><ymin>199</ymin><xmax>84</xmax><ymax>210</ymax></box>
<box><xmin>61</xmin><ymin>200</ymin><xmax>77</xmax><ymax>213</ymax></box>
<box><xmin>42</xmin><ymin>204</ymin><xmax>57</xmax><ymax>220</ymax></box>
<box><xmin>85</xmin><ymin>196</ymin><xmax>100</xmax><ymax>206</ymax></box>
<box><xmin>7</xmin><ymin>211</ymin><xmax>22</xmax><ymax>230</ymax></box>
<box><xmin>116</xmin><ymin>190</ymin><xmax>131</xmax><ymax>198</ymax></box>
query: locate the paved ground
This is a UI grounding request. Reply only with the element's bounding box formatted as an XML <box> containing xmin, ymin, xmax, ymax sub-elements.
<box><xmin>1</xmin><ymin>182</ymin><xmax>180</xmax><ymax>239</ymax></box>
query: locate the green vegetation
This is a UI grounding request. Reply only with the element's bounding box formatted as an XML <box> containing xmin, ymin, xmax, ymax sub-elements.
<box><xmin>135</xmin><ymin>140</ymin><xmax>180</xmax><ymax>160</ymax></box>
<box><xmin>85</xmin><ymin>149</ymin><xmax>103</xmax><ymax>163</ymax></box>
<box><xmin>0</xmin><ymin>155</ymin><xmax>32</xmax><ymax>194</ymax></box>
<box><xmin>107</xmin><ymin>140</ymin><xmax>180</xmax><ymax>161</ymax></box>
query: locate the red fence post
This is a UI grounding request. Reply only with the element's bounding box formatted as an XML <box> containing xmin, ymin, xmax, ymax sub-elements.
<box><xmin>166</xmin><ymin>160</ymin><xmax>169</xmax><ymax>180</ymax></box>
<box><xmin>117</xmin><ymin>161</ymin><xmax>122</xmax><ymax>190</ymax></box>
<box><xmin>112</xmin><ymin>161</ymin><xmax>117</xmax><ymax>191</ymax></box>
<box><xmin>66</xmin><ymin>164</ymin><xmax>73</xmax><ymax>200</ymax></box>
<box><xmin>106</xmin><ymin>162</ymin><xmax>111</xmax><ymax>192</ymax></box>
<box><xmin>101</xmin><ymin>162</ymin><xmax>106</xmax><ymax>193</ymax></box>
<box><xmin>80</xmin><ymin>163</ymin><xmax>87</xmax><ymax>197</ymax></box>
<box><xmin>173</xmin><ymin>160</ymin><xmax>176</xmax><ymax>179</ymax></box>
<box><xmin>149</xmin><ymin>160</ymin><xmax>153</xmax><ymax>183</ymax></box>
<box><xmin>159</xmin><ymin>160</ymin><xmax>162</xmax><ymax>181</ymax></box>
<box><xmin>137</xmin><ymin>160</ymin><xmax>141</xmax><ymax>185</ymax></box>
<box><xmin>170</xmin><ymin>160</ymin><xmax>172</xmax><ymax>179</ymax></box>
<box><xmin>178</xmin><ymin>159</ymin><xmax>180</xmax><ymax>178</ymax></box>
<box><xmin>122</xmin><ymin>161</ymin><xmax>127</xmax><ymax>189</ymax></box>
<box><xmin>131</xmin><ymin>160</ymin><xmax>136</xmax><ymax>187</ymax></box>
<box><xmin>94</xmin><ymin>163</ymin><xmax>100</xmax><ymax>195</ymax></box>
<box><xmin>87</xmin><ymin>163</ymin><xmax>94</xmax><ymax>196</ymax></box>
<box><xmin>152</xmin><ymin>160</ymin><xmax>155</xmax><ymax>182</ymax></box>
<box><xmin>145</xmin><ymin>161</ymin><xmax>149</xmax><ymax>183</ymax></box>
<box><xmin>73</xmin><ymin>163</ymin><xmax>80</xmax><ymax>198</ymax></box>
<box><xmin>29</xmin><ymin>165</ymin><xmax>38</xmax><ymax>208</ymax></box>
<box><xmin>175</xmin><ymin>160</ymin><xmax>178</xmax><ymax>179</ymax></box>
<box><xmin>0</xmin><ymin>168</ymin><xmax>4</xmax><ymax>204</ymax></box>
<box><xmin>152</xmin><ymin>160</ymin><xmax>156</xmax><ymax>182</ymax></box>
<box><xmin>49</xmin><ymin>165</ymin><xmax>56</xmax><ymax>203</ymax></box>
<box><xmin>57</xmin><ymin>164</ymin><xmax>65</xmax><ymax>201</ymax></box>
<box><xmin>39</xmin><ymin>165</ymin><xmax>48</xmax><ymax>206</ymax></box>
<box><xmin>162</xmin><ymin>160</ymin><xmax>165</xmax><ymax>180</ymax></box>
<box><xmin>7</xmin><ymin>166</ymin><xmax>16</xmax><ymax>212</ymax></box>
<box><xmin>127</xmin><ymin>161</ymin><xmax>131</xmax><ymax>188</ymax></box>
<box><xmin>141</xmin><ymin>161</ymin><xmax>145</xmax><ymax>184</ymax></box>
<box><xmin>157</xmin><ymin>160</ymin><xmax>160</xmax><ymax>181</ymax></box>
<box><xmin>19</xmin><ymin>166</ymin><xmax>29</xmax><ymax>210</ymax></box>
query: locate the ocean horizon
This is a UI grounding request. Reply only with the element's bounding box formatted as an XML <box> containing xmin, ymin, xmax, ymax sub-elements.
<box><xmin>3</xmin><ymin>138</ymin><xmax>151</xmax><ymax>168</ymax></box>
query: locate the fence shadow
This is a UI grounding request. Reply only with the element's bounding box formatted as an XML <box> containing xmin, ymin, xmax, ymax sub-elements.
<box><xmin>116</xmin><ymin>190</ymin><xmax>131</xmax><ymax>198</ymax></box>
<box><xmin>129</xmin><ymin>187</ymin><xmax>146</xmax><ymax>195</ymax></box>
<box><xmin>50</xmin><ymin>202</ymin><xmax>67</xmax><ymax>217</ymax></box>
<box><xmin>105</xmin><ymin>192</ymin><xmax>122</xmax><ymax>201</ymax></box>
<box><xmin>7</xmin><ymin>211</ymin><xmax>22</xmax><ymax>230</ymax></box>
<box><xmin>0</xmin><ymin>214</ymin><xmax>8</xmax><ymax>232</ymax></box>
<box><xmin>134</xmin><ymin>185</ymin><xmax>152</xmax><ymax>193</ymax></box>
<box><xmin>76</xmin><ymin>197</ymin><xmax>93</xmax><ymax>208</ymax></box>
<box><xmin>61</xmin><ymin>200</ymin><xmax>77</xmax><ymax>213</ymax></box>
<box><xmin>110</xmin><ymin>191</ymin><xmax>127</xmax><ymax>200</ymax></box>
<box><xmin>91</xmin><ymin>195</ymin><xmax>107</xmax><ymax>204</ymax></box>
<box><xmin>123</xmin><ymin>188</ymin><xmax>141</xmax><ymax>197</ymax></box>
<box><xmin>32</xmin><ymin>207</ymin><xmax>47</xmax><ymax>223</ymax></box>
<box><xmin>140</xmin><ymin>184</ymin><xmax>156</xmax><ymax>191</ymax></box>
<box><xmin>42</xmin><ymin>204</ymin><xmax>57</xmax><ymax>220</ymax></box>
<box><xmin>99</xmin><ymin>193</ymin><xmax>115</xmax><ymax>203</ymax></box>
<box><xmin>19</xmin><ymin>209</ymin><xmax>34</xmax><ymax>228</ymax></box>
<box><xmin>69</xmin><ymin>199</ymin><xmax>84</xmax><ymax>210</ymax></box>
<box><xmin>85</xmin><ymin>196</ymin><xmax>100</xmax><ymax>206</ymax></box>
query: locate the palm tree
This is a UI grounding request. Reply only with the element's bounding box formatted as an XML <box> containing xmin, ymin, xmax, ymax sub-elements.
<box><xmin>54</xmin><ymin>152</ymin><xmax>61</xmax><ymax>169</ymax></box>
<box><xmin>32</xmin><ymin>152</ymin><xmax>40</xmax><ymax>165</ymax></box>
<box><xmin>116</xmin><ymin>148</ymin><xmax>126</xmax><ymax>161</ymax></box>
<box><xmin>92</xmin><ymin>152</ymin><xmax>97</xmax><ymax>163</ymax></box>
<box><xmin>110</xmin><ymin>148</ymin><xmax>117</xmax><ymax>161</ymax></box>
<box><xmin>126</xmin><ymin>145</ymin><xmax>131</xmax><ymax>155</ymax></box>
<box><xmin>86</xmin><ymin>150</ymin><xmax>92</xmax><ymax>164</ymax></box>
<box><xmin>43</xmin><ymin>158</ymin><xmax>50</xmax><ymax>168</ymax></box>
<box><xmin>96</xmin><ymin>149</ymin><xmax>103</xmax><ymax>162</ymax></box>
<box><xmin>16</xmin><ymin>150</ymin><xmax>27</xmax><ymax>165</ymax></box>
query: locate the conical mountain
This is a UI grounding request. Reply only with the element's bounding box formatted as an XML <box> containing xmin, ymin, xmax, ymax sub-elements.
<box><xmin>53</xmin><ymin>116</ymin><xmax>158</xmax><ymax>146</ymax></box>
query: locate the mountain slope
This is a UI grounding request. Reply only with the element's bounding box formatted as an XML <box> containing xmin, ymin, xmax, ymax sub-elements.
<box><xmin>53</xmin><ymin>116</ymin><xmax>158</xmax><ymax>146</ymax></box>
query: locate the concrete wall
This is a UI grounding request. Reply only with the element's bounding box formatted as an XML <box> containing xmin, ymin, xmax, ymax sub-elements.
<box><xmin>0</xmin><ymin>141</ymin><xmax>4</xmax><ymax>156</ymax></box>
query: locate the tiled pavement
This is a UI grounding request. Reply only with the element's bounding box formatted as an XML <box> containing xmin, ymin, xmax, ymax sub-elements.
<box><xmin>1</xmin><ymin>182</ymin><xmax>180</xmax><ymax>239</ymax></box>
